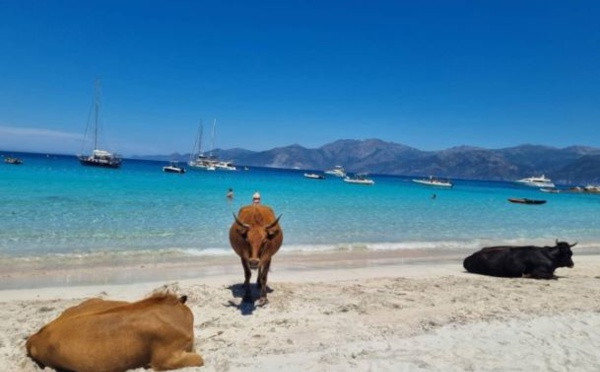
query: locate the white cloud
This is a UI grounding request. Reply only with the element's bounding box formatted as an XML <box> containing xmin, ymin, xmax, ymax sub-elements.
<box><xmin>0</xmin><ymin>126</ymin><xmax>82</xmax><ymax>140</ymax></box>
<box><xmin>0</xmin><ymin>125</ymin><xmax>83</xmax><ymax>154</ymax></box>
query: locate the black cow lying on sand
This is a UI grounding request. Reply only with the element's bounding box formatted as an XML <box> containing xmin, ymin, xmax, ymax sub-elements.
<box><xmin>463</xmin><ymin>240</ymin><xmax>576</xmax><ymax>279</ymax></box>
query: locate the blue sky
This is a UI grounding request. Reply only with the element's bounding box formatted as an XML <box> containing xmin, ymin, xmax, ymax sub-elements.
<box><xmin>1</xmin><ymin>1</ymin><xmax>599</xmax><ymax>156</ymax></box>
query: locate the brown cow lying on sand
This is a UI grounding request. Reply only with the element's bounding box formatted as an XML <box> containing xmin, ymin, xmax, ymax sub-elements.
<box><xmin>26</xmin><ymin>292</ymin><xmax>204</xmax><ymax>372</ymax></box>
<box><xmin>230</xmin><ymin>204</ymin><xmax>283</xmax><ymax>305</ymax></box>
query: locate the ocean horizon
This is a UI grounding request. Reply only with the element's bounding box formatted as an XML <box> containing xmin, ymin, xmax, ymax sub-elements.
<box><xmin>2</xmin><ymin>151</ymin><xmax>599</xmax><ymax>271</ymax></box>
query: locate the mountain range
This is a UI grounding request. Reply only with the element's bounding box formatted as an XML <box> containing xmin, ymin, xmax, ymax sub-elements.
<box><xmin>132</xmin><ymin>139</ymin><xmax>600</xmax><ymax>184</ymax></box>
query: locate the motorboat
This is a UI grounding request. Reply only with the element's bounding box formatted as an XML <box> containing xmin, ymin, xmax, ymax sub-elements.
<box><xmin>343</xmin><ymin>174</ymin><xmax>374</xmax><ymax>185</ymax></box>
<box><xmin>412</xmin><ymin>176</ymin><xmax>453</xmax><ymax>188</ymax></box>
<box><xmin>79</xmin><ymin>80</ymin><xmax>122</xmax><ymax>169</ymax></box>
<box><xmin>515</xmin><ymin>175</ymin><xmax>555</xmax><ymax>188</ymax></box>
<box><xmin>4</xmin><ymin>156</ymin><xmax>23</xmax><ymax>165</ymax></box>
<box><xmin>163</xmin><ymin>162</ymin><xmax>186</xmax><ymax>174</ymax></box>
<box><xmin>214</xmin><ymin>160</ymin><xmax>237</xmax><ymax>171</ymax></box>
<box><xmin>508</xmin><ymin>198</ymin><xmax>546</xmax><ymax>205</ymax></box>
<box><xmin>304</xmin><ymin>173</ymin><xmax>325</xmax><ymax>180</ymax></box>
<box><xmin>324</xmin><ymin>165</ymin><xmax>346</xmax><ymax>178</ymax></box>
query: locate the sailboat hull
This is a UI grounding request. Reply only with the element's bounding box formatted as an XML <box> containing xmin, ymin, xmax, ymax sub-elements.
<box><xmin>79</xmin><ymin>156</ymin><xmax>122</xmax><ymax>168</ymax></box>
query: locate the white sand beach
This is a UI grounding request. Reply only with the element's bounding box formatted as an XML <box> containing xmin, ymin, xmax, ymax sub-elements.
<box><xmin>2</xmin><ymin>251</ymin><xmax>600</xmax><ymax>372</ymax></box>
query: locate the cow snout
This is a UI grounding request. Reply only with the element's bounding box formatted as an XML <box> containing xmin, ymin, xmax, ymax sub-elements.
<box><xmin>248</xmin><ymin>258</ymin><xmax>260</xmax><ymax>270</ymax></box>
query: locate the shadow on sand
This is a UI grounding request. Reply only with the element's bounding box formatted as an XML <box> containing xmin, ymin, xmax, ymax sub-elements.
<box><xmin>224</xmin><ymin>283</ymin><xmax>273</xmax><ymax>315</ymax></box>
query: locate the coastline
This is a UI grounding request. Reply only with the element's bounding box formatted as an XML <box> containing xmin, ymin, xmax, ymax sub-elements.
<box><xmin>0</xmin><ymin>247</ymin><xmax>473</xmax><ymax>291</ymax></box>
<box><xmin>2</xmin><ymin>246</ymin><xmax>598</xmax><ymax>290</ymax></box>
<box><xmin>2</xmin><ymin>250</ymin><xmax>600</xmax><ymax>371</ymax></box>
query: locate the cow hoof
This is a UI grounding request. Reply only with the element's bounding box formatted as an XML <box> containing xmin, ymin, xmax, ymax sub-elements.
<box><xmin>257</xmin><ymin>297</ymin><xmax>269</xmax><ymax>307</ymax></box>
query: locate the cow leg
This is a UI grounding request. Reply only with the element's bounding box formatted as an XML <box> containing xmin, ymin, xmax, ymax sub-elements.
<box><xmin>529</xmin><ymin>268</ymin><xmax>557</xmax><ymax>279</ymax></box>
<box><xmin>257</xmin><ymin>259</ymin><xmax>272</xmax><ymax>306</ymax></box>
<box><xmin>241</xmin><ymin>257</ymin><xmax>253</xmax><ymax>302</ymax></box>
<box><xmin>152</xmin><ymin>350</ymin><xmax>204</xmax><ymax>370</ymax></box>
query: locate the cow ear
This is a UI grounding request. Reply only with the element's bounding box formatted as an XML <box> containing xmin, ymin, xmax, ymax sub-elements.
<box><xmin>267</xmin><ymin>228</ymin><xmax>280</xmax><ymax>239</ymax></box>
<box><xmin>237</xmin><ymin>227</ymin><xmax>249</xmax><ymax>237</ymax></box>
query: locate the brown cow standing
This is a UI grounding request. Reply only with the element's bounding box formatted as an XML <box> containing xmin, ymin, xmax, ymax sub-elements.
<box><xmin>229</xmin><ymin>204</ymin><xmax>283</xmax><ymax>305</ymax></box>
<box><xmin>26</xmin><ymin>292</ymin><xmax>204</xmax><ymax>372</ymax></box>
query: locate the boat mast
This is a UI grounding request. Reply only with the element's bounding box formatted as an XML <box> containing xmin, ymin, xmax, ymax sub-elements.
<box><xmin>190</xmin><ymin>120</ymin><xmax>203</xmax><ymax>162</ymax></box>
<box><xmin>209</xmin><ymin>118</ymin><xmax>216</xmax><ymax>157</ymax></box>
<box><xmin>93</xmin><ymin>79</ymin><xmax>101</xmax><ymax>151</ymax></box>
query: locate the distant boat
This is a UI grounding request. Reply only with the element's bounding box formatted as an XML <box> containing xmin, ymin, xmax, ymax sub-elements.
<box><xmin>540</xmin><ymin>187</ymin><xmax>560</xmax><ymax>193</ymax></box>
<box><xmin>304</xmin><ymin>173</ymin><xmax>325</xmax><ymax>180</ymax></box>
<box><xmin>188</xmin><ymin>119</ymin><xmax>236</xmax><ymax>171</ymax></box>
<box><xmin>78</xmin><ymin>80</ymin><xmax>122</xmax><ymax>169</ymax></box>
<box><xmin>343</xmin><ymin>174</ymin><xmax>375</xmax><ymax>185</ymax></box>
<box><xmin>163</xmin><ymin>162</ymin><xmax>186</xmax><ymax>174</ymax></box>
<box><xmin>214</xmin><ymin>160</ymin><xmax>237</xmax><ymax>171</ymax></box>
<box><xmin>515</xmin><ymin>175</ymin><xmax>555</xmax><ymax>188</ymax></box>
<box><xmin>324</xmin><ymin>165</ymin><xmax>346</xmax><ymax>178</ymax></box>
<box><xmin>508</xmin><ymin>198</ymin><xmax>547</xmax><ymax>205</ymax></box>
<box><xmin>188</xmin><ymin>121</ymin><xmax>216</xmax><ymax>171</ymax></box>
<box><xmin>412</xmin><ymin>176</ymin><xmax>453</xmax><ymax>188</ymax></box>
<box><xmin>4</xmin><ymin>156</ymin><xmax>23</xmax><ymax>165</ymax></box>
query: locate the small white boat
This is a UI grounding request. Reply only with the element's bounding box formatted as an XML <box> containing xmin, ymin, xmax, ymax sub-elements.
<box><xmin>515</xmin><ymin>175</ymin><xmax>555</xmax><ymax>188</ymax></box>
<box><xmin>304</xmin><ymin>173</ymin><xmax>325</xmax><ymax>180</ymax></box>
<box><xmin>343</xmin><ymin>174</ymin><xmax>374</xmax><ymax>185</ymax></box>
<box><xmin>324</xmin><ymin>165</ymin><xmax>346</xmax><ymax>178</ymax></box>
<box><xmin>214</xmin><ymin>160</ymin><xmax>237</xmax><ymax>171</ymax></box>
<box><xmin>163</xmin><ymin>162</ymin><xmax>186</xmax><ymax>174</ymax></box>
<box><xmin>412</xmin><ymin>176</ymin><xmax>453</xmax><ymax>188</ymax></box>
<box><xmin>4</xmin><ymin>156</ymin><xmax>23</xmax><ymax>165</ymax></box>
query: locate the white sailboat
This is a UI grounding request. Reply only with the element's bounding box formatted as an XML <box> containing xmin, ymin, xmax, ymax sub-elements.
<box><xmin>78</xmin><ymin>80</ymin><xmax>122</xmax><ymax>168</ymax></box>
<box><xmin>188</xmin><ymin>120</ymin><xmax>216</xmax><ymax>171</ymax></box>
<box><xmin>189</xmin><ymin>119</ymin><xmax>237</xmax><ymax>171</ymax></box>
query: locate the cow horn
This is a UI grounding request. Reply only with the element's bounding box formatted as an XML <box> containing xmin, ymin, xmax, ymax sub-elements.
<box><xmin>570</xmin><ymin>242</ymin><xmax>578</xmax><ymax>248</ymax></box>
<box><xmin>266</xmin><ymin>214</ymin><xmax>283</xmax><ymax>229</ymax></box>
<box><xmin>233</xmin><ymin>213</ymin><xmax>251</xmax><ymax>228</ymax></box>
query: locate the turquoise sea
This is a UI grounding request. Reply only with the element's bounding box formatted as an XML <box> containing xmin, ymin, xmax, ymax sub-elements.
<box><xmin>2</xmin><ymin>151</ymin><xmax>599</xmax><ymax>268</ymax></box>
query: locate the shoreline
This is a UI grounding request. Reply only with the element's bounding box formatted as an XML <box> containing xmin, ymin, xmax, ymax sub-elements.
<box><xmin>3</xmin><ymin>246</ymin><xmax>598</xmax><ymax>291</ymax></box>
<box><xmin>0</xmin><ymin>248</ymin><xmax>467</xmax><ymax>290</ymax></box>
<box><xmin>2</xmin><ymin>253</ymin><xmax>600</xmax><ymax>371</ymax></box>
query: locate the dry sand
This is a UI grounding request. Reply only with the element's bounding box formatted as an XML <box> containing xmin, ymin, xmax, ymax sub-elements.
<box><xmin>2</xmin><ymin>251</ymin><xmax>600</xmax><ymax>372</ymax></box>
